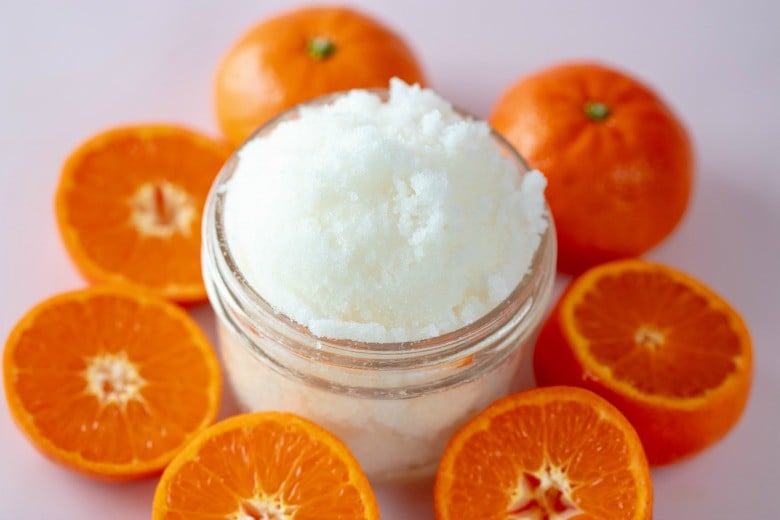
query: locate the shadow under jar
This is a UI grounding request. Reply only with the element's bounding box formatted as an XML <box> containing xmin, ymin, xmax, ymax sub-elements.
<box><xmin>202</xmin><ymin>91</ymin><xmax>557</xmax><ymax>482</ymax></box>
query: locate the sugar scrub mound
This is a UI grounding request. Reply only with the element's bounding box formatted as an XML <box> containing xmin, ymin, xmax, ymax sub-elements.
<box><xmin>224</xmin><ymin>79</ymin><xmax>547</xmax><ymax>343</ymax></box>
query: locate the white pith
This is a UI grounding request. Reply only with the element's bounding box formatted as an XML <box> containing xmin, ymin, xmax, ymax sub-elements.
<box><xmin>506</xmin><ymin>462</ymin><xmax>580</xmax><ymax>519</ymax></box>
<box><xmin>129</xmin><ymin>181</ymin><xmax>196</xmax><ymax>238</ymax></box>
<box><xmin>634</xmin><ymin>325</ymin><xmax>665</xmax><ymax>350</ymax></box>
<box><xmin>232</xmin><ymin>496</ymin><xmax>299</xmax><ymax>520</ymax></box>
<box><xmin>83</xmin><ymin>351</ymin><xmax>146</xmax><ymax>407</ymax></box>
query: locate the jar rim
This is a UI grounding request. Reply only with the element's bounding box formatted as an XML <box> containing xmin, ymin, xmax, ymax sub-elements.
<box><xmin>203</xmin><ymin>88</ymin><xmax>557</xmax><ymax>368</ymax></box>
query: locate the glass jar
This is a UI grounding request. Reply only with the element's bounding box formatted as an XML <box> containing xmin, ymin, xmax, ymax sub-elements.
<box><xmin>202</xmin><ymin>92</ymin><xmax>557</xmax><ymax>482</ymax></box>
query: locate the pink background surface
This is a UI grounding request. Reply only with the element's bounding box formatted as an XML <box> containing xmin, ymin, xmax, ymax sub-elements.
<box><xmin>1</xmin><ymin>1</ymin><xmax>779</xmax><ymax>518</ymax></box>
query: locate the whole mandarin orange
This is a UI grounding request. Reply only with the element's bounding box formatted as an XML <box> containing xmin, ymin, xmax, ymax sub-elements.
<box><xmin>491</xmin><ymin>62</ymin><xmax>693</xmax><ymax>273</ymax></box>
<box><xmin>214</xmin><ymin>5</ymin><xmax>427</xmax><ymax>146</ymax></box>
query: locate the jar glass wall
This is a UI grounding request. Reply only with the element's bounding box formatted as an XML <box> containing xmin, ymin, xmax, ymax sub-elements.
<box><xmin>202</xmin><ymin>92</ymin><xmax>557</xmax><ymax>481</ymax></box>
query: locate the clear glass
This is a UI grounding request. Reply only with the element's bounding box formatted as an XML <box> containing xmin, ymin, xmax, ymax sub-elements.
<box><xmin>202</xmin><ymin>91</ymin><xmax>557</xmax><ymax>482</ymax></box>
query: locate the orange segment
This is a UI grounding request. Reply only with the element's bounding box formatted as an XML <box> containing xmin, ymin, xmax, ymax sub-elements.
<box><xmin>55</xmin><ymin>125</ymin><xmax>230</xmax><ymax>303</ymax></box>
<box><xmin>3</xmin><ymin>287</ymin><xmax>221</xmax><ymax>480</ymax></box>
<box><xmin>153</xmin><ymin>412</ymin><xmax>379</xmax><ymax>520</ymax></box>
<box><xmin>434</xmin><ymin>386</ymin><xmax>652</xmax><ymax>520</ymax></box>
<box><xmin>534</xmin><ymin>259</ymin><xmax>752</xmax><ymax>465</ymax></box>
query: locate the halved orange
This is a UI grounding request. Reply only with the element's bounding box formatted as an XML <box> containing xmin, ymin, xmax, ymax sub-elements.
<box><xmin>55</xmin><ymin>125</ymin><xmax>230</xmax><ymax>303</ymax></box>
<box><xmin>3</xmin><ymin>287</ymin><xmax>221</xmax><ymax>480</ymax></box>
<box><xmin>534</xmin><ymin>259</ymin><xmax>752</xmax><ymax>465</ymax></box>
<box><xmin>152</xmin><ymin>412</ymin><xmax>380</xmax><ymax>520</ymax></box>
<box><xmin>435</xmin><ymin>386</ymin><xmax>653</xmax><ymax>520</ymax></box>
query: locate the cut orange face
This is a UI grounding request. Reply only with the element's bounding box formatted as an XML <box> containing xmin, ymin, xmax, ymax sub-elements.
<box><xmin>3</xmin><ymin>287</ymin><xmax>221</xmax><ymax>480</ymax></box>
<box><xmin>153</xmin><ymin>412</ymin><xmax>379</xmax><ymax>520</ymax></box>
<box><xmin>534</xmin><ymin>259</ymin><xmax>752</xmax><ymax>465</ymax></box>
<box><xmin>55</xmin><ymin>125</ymin><xmax>230</xmax><ymax>303</ymax></box>
<box><xmin>434</xmin><ymin>386</ymin><xmax>653</xmax><ymax>520</ymax></box>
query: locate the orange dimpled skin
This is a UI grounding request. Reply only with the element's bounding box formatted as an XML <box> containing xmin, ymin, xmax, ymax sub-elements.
<box><xmin>214</xmin><ymin>5</ymin><xmax>428</xmax><ymax>146</ymax></box>
<box><xmin>55</xmin><ymin>125</ymin><xmax>230</xmax><ymax>303</ymax></box>
<box><xmin>3</xmin><ymin>287</ymin><xmax>221</xmax><ymax>480</ymax></box>
<box><xmin>153</xmin><ymin>412</ymin><xmax>380</xmax><ymax>520</ymax></box>
<box><xmin>534</xmin><ymin>260</ymin><xmax>753</xmax><ymax>465</ymax></box>
<box><xmin>491</xmin><ymin>62</ymin><xmax>693</xmax><ymax>273</ymax></box>
<box><xmin>435</xmin><ymin>386</ymin><xmax>653</xmax><ymax>520</ymax></box>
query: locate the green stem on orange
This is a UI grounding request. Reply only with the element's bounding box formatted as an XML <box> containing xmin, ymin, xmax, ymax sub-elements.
<box><xmin>308</xmin><ymin>37</ymin><xmax>336</xmax><ymax>60</ymax></box>
<box><xmin>584</xmin><ymin>101</ymin><xmax>610</xmax><ymax>121</ymax></box>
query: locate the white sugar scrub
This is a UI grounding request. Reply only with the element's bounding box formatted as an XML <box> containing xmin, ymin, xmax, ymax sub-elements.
<box><xmin>223</xmin><ymin>79</ymin><xmax>547</xmax><ymax>342</ymax></box>
<box><xmin>203</xmin><ymin>79</ymin><xmax>557</xmax><ymax>481</ymax></box>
